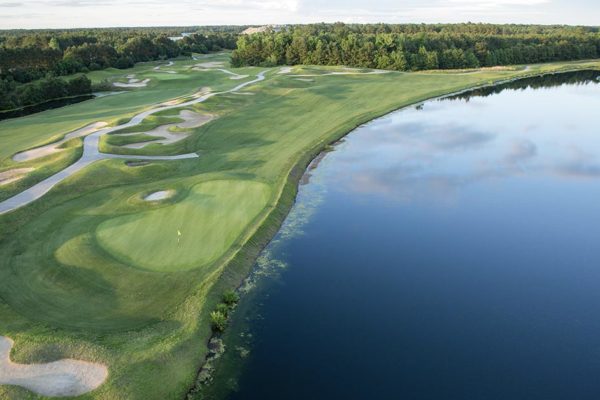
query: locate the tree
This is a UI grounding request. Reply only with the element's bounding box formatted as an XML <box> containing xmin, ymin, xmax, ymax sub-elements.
<box><xmin>49</xmin><ymin>37</ymin><xmax>61</xmax><ymax>51</ymax></box>
<box><xmin>230</xmin><ymin>23</ymin><xmax>600</xmax><ymax>71</ymax></box>
<box><xmin>67</xmin><ymin>75</ymin><xmax>91</xmax><ymax>96</ymax></box>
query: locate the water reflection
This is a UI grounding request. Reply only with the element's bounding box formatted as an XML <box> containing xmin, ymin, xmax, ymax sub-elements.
<box><xmin>556</xmin><ymin>148</ymin><xmax>600</xmax><ymax>178</ymax></box>
<box><xmin>446</xmin><ymin>69</ymin><xmax>600</xmax><ymax>100</ymax></box>
<box><xmin>333</xmin><ymin>71</ymin><xmax>600</xmax><ymax>202</ymax></box>
<box><xmin>204</xmin><ymin>70</ymin><xmax>600</xmax><ymax>400</ymax></box>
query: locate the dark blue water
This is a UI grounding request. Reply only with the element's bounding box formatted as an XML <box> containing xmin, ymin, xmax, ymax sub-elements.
<box><xmin>205</xmin><ymin>71</ymin><xmax>600</xmax><ymax>400</ymax></box>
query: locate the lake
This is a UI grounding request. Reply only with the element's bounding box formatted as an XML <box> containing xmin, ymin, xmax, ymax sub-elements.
<box><xmin>201</xmin><ymin>70</ymin><xmax>600</xmax><ymax>400</ymax></box>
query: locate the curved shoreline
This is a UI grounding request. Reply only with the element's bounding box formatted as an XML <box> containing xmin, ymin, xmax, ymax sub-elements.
<box><xmin>185</xmin><ymin>65</ymin><xmax>600</xmax><ymax>398</ymax></box>
<box><xmin>0</xmin><ymin>63</ymin><xmax>597</xmax><ymax>399</ymax></box>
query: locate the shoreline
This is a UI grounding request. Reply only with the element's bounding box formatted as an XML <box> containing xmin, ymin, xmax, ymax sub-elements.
<box><xmin>184</xmin><ymin>64</ymin><xmax>600</xmax><ymax>398</ymax></box>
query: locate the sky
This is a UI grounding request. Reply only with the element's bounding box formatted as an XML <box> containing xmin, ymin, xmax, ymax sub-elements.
<box><xmin>0</xmin><ymin>0</ymin><xmax>598</xmax><ymax>29</ymax></box>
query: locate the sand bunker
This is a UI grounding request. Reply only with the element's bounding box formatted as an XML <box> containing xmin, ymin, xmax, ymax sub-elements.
<box><xmin>117</xmin><ymin>110</ymin><xmax>216</xmax><ymax>149</ymax></box>
<box><xmin>0</xmin><ymin>336</ymin><xmax>108</xmax><ymax>397</ymax></box>
<box><xmin>0</xmin><ymin>168</ymin><xmax>34</xmax><ymax>186</ymax></box>
<box><xmin>13</xmin><ymin>122</ymin><xmax>108</xmax><ymax>162</ymax></box>
<box><xmin>144</xmin><ymin>190</ymin><xmax>174</xmax><ymax>201</ymax></box>
<box><xmin>278</xmin><ymin>66</ymin><xmax>293</xmax><ymax>74</ymax></box>
<box><xmin>0</xmin><ymin>70</ymin><xmax>266</xmax><ymax>215</ymax></box>
<box><xmin>113</xmin><ymin>76</ymin><xmax>150</xmax><ymax>88</ymax></box>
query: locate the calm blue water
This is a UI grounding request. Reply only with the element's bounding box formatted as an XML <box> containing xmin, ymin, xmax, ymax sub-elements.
<box><xmin>204</xmin><ymin>71</ymin><xmax>600</xmax><ymax>400</ymax></box>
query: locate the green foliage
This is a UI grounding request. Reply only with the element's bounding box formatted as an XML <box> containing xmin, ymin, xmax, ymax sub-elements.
<box><xmin>210</xmin><ymin>311</ymin><xmax>228</xmax><ymax>332</ymax></box>
<box><xmin>222</xmin><ymin>290</ymin><xmax>240</xmax><ymax>306</ymax></box>
<box><xmin>0</xmin><ymin>74</ymin><xmax>91</xmax><ymax>112</ymax></box>
<box><xmin>0</xmin><ymin>27</ymin><xmax>239</xmax><ymax>115</ymax></box>
<box><xmin>0</xmin><ymin>26</ymin><xmax>239</xmax><ymax>91</ymax></box>
<box><xmin>231</xmin><ymin>23</ymin><xmax>600</xmax><ymax>71</ymax></box>
<box><xmin>215</xmin><ymin>303</ymin><xmax>230</xmax><ymax>316</ymax></box>
<box><xmin>90</xmin><ymin>78</ymin><xmax>113</xmax><ymax>92</ymax></box>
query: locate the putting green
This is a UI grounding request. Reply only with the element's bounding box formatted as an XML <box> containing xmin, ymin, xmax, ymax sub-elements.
<box><xmin>95</xmin><ymin>180</ymin><xmax>271</xmax><ymax>272</ymax></box>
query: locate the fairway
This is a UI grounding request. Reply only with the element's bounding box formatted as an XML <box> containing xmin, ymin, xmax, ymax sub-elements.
<box><xmin>96</xmin><ymin>180</ymin><xmax>271</xmax><ymax>272</ymax></box>
<box><xmin>1</xmin><ymin>55</ymin><xmax>599</xmax><ymax>399</ymax></box>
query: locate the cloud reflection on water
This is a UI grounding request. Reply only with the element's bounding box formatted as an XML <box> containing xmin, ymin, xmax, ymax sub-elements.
<box><xmin>329</xmin><ymin>75</ymin><xmax>600</xmax><ymax>203</ymax></box>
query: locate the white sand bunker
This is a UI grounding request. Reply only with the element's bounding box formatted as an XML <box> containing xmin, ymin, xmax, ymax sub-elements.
<box><xmin>118</xmin><ymin>110</ymin><xmax>216</xmax><ymax>149</ymax></box>
<box><xmin>0</xmin><ymin>168</ymin><xmax>34</xmax><ymax>186</ymax></box>
<box><xmin>278</xmin><ymin>66</ymin><xmax>293</xmax><ymax>74</ymax></box>
<box><xmin>0</xmin><ymin>336</ymin><xmax>108</xmax><ymax>397</ymax></box>
<box><xmin>113</xmin><ymin>75</ymin><xmax>151</xmax><ymax>88</ymax></box>
<box><xmin>13</xmin><ymin>122</ymin><xmax>108</xmax><ymax>162</ymax></box>
<box><xmin>144</xmin><ymin>189</ymin><xmax>175</xmax><ymax>201</ymax></box>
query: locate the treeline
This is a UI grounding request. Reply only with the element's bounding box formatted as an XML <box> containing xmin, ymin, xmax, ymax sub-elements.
<box><xmin>231</xmin><ymin>23</ymin><xmax>600</xmax><ymax>71</ymax></box>
<box><xmin>0</xmin><ymin>26</ymin><xmax>240</xmax><ymax>83</ymax></box>
<box><xmin>0</xmin><ymin>75</ymin><xmax>91</xmax><ymax>114</ymax></box>
<box><xmin>0</xmin><ymin>26</ymin><xmax>241</xmax><ymax>112</ymax></box>
<box><xmin>448</xmin><ymin>70</ymin><xmax>600</xmax><ymax>101</ymax></box>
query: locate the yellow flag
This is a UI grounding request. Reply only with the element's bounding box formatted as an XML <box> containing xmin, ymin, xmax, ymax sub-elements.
<box><xmin>177</xmin><ymin>230</ymin><xmax>182</xmax><ymax>236</ymax></box>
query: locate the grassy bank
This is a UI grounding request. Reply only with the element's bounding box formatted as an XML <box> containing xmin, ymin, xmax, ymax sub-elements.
<box><xmin>0</xmin><ymin>57</ymin><xmax>599</xmax><ymax>399</ymax></box>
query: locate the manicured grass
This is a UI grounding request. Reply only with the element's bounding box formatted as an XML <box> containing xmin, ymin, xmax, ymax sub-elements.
<box><xmin>0</xmin><ymin>56</ymin><xmax>598</xmax><ymax>400</ymax></box>
<box><xmin>103</xmin><ymin>132</ymin><xmax>160</xmax><ymax>146</ymax></box>
<box><xmin>96</xmin><ymin>180</ymin><xmax>271</xmax><ymax>272</ymax></box>
<box><xmin>0</xmin><ymin>53</ymin><xmax>246</xmax><ymax>162</ymax></box>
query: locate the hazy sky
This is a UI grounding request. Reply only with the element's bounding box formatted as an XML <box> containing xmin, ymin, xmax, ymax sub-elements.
<box><xmin>0</xmin><ymin>0</ymin><xmax>598</xmax><ymax>29</ymax></box>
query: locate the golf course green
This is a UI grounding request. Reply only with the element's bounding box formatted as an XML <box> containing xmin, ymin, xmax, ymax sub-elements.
<box><xmin>96</xmin><ymin>180</ymin><xmax>271</xmax><ymax>272</ymax></box>
<box><xmin>1</xmin><ymin>53</ymin><xmax>599</xmax><ymax>399</ymax></box>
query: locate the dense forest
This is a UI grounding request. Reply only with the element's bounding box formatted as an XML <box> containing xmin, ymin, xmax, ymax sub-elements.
<box><xmin>231</xmin><ymin>23</ymin><xmax>600</xmax><ymax>71</ymax></box>
<box><xmin>0</xmin><ymin>26</ymin><xmax>242</xmax><ymax>112</ymax></box>
<box><xmin>3</xmin><ymin>23</ymin><xmax>600</xmax><ymax>114</ymax></box>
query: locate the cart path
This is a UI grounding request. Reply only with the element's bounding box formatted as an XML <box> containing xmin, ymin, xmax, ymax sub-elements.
<box><xmin>0</xmin><ymin>71</ymin><xmax>267</xmax><ymax>215</ymax></box>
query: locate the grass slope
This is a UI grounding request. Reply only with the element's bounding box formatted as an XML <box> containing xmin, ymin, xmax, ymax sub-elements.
<box><xmin>96</xmin><ymin>180</ymin><xmax>271</xmax><ymax>272</ymax></box>
<box><xmin>0</xmin><ymin>57</ymin><xmax>599</xmax><ymax>399</ymax></box>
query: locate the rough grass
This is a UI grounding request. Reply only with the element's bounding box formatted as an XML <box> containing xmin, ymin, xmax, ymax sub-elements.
<box><xmin>0</xmin><ymin>57</ymin><xmax>599</xmax><ymax>399</ymax></box>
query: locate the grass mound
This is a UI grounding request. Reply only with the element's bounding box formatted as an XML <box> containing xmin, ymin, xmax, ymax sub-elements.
<box><xmin>96</xmin><ymin>180</ymin><xmax>270</xmax><ymax>272</ymax></box>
